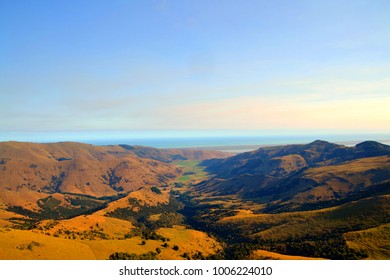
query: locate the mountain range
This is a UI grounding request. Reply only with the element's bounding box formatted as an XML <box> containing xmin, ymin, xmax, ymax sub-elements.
<box><xmin>200</xmin><ymin>140</ymin><xmax>390</xmax><ymax>212</ymax></box>
<box><xmin>0</xmin><ymin>140</ymin><xmax>389</xmax><ymax>260</ymax></box>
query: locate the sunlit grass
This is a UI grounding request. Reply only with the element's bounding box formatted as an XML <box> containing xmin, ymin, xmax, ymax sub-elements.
<box><xmin>173</xmin><ymin>160</ymin><xmax>209</xmax><ymax>183</ymax></box>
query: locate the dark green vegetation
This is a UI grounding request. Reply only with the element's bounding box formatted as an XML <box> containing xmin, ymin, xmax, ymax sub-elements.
<box><xmin>184</xmin><ymin>195</ymin><xmax>389</xmax><ymax>259</ymax></box>
<box><xmin>40</xmin><ymin>172</ymin><xmax>66</xmax><ymax>193</ymax></box>
<box><xmin>150</xmin><ymin>186</ymin><xmax>162</xmax><ymax>194</ymax></box>
<box><xmin>8</xmin><ymin>193</ymin><xmax>127</xmax><ymax>222</ymax></box>
<box><xmin>105</xmin><ymin>196</ymin><xmax>184</xmax><ymax>230</ymax></box>
<box><xmin>109</xmin><ymin>251</ymin><xmax>158</xmax><ymax>260</ymax></box>
<box><xmin>101</xmin><ymin>169</ymin><xmax>124</xmax><ymax>192</ymax></box>
<box><xmin>16</xmin><ymin>241</ymin><xmax>43</xmax><ymax>251</ymax></box>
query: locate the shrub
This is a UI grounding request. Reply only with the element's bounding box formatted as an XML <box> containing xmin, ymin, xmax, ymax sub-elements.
<box><xmin>151</xmin><ymin>186</ymin><xmax>162</xmax><ymax>194</ymax></box>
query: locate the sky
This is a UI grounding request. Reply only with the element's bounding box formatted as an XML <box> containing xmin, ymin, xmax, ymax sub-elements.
<box><xmin>1</xmin><ymin>0</ymin><xmax>390</xmax><ymax>143</ymax></box>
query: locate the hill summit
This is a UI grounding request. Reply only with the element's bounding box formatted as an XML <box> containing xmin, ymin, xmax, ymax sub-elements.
<box><xmin>199</xmin><ymin>140</ymin><xmax>390</xmax><ymax>211</ymax></box>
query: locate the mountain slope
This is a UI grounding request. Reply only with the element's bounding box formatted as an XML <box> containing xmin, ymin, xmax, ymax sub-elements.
<box><xmin>198</xmin><ymin>141</ymin><xmax>390</xmax><ymax>210</ymax></box>
<box><xmin>118</xmin><ymin>144</ymin><xmax>231</xmax><ymax>162</ymax></box>
<box><xmin>0</xmin><ymin>141</ymin><xmax>232</xmax><ymax>224</ymax></box>
<box><xmin>202</xmin><ymin>140</ymin><xmax>390</xmax><ymax>177</ymax></box>
<box><xmin>0</xmin><ymin>141</ymin><xmax>180</xmax><ymax>198</ymax></box>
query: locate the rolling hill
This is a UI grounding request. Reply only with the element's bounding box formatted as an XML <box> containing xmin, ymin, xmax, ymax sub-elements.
<box><xmin>0</xmin><ymin>141</ymin><xmax>181</xmax><ymax>196</ymax></box>
<box><xmin>199</xmin><ymin>140</ymin><xmax>390</xmax><ymax>211</ymax></box>
<box><xmin>0</xmin><ymin>140</ymin><xmax>389</xmax><ymax>260</ymax></box>
<box><xmin>118</xmin><ymin>144</ymin><xmax>232</xmax><ymax>163</ymax></box>
<box><xmin>0</xmin><ymin>141</ymin><xmax>229</xmax><ymax>222</ymax></box>
<box><xmin>0</xmin><ymin>141</ymin><xmax>228</xmax><ymax>259</ymax></box>
<box><xmin>174</xmin><ymin>140</ymin><xmax>390</xmax><ymax>259</ymax></box>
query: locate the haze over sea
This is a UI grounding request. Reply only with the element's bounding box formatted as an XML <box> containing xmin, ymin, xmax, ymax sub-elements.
<box><xmin>3</xmin><ymin>131</ymin><xmax>390</xmax><ymax>153</ymax></box>
<box><xmin>87</xmin><ymin>134</ymin><xmax>390</xmax><ymax>153</ymax></box>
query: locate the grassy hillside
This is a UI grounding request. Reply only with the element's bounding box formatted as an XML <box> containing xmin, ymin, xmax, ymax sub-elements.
<box><xmin>250</xmin><ymin>249</ymin><xmax>325</xmax><ymax>260</ymax></box>
<box><xmin>1</xmin><ymin>140</ymin><xmax>389</xmax><ymax>260</ymax></box>
<box><xmin>198</xmin><ymin>141</ymin><xmax>390</xmax><ymax>213</ymax></box>
<box><xmin>181</xmin><ymin>194</ymin><xmax>389</xmax><ymax>259</ymax></box>
<box><xmin>119</xmin><ymin>145</ymin><xmax>231</xmax><ymax>163</ymax></box>
<box><xmin>0</xmin><ymin>141</ymin><xmax>181</xmax><ymax>198</ymax></box>
<box><xmin>344</xmin><ymin>223</ymin><xmax>390</xmax><ymax>259</ymax></box>
<box><xmin>0</xmin><ymin>226</ymin><xmax>221</xmax><ymax>260</ymax></box>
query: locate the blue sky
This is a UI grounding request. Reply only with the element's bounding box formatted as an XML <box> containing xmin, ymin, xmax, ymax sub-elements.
<box><xmin>1</xmin><ymin>0</ymin><xmax>390</xmax><ymax>143</ymax></box>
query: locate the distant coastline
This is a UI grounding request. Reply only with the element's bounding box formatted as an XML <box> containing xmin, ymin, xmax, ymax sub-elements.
<box><xmin>178</xmin><ymin>139</ymin><xmax>390</xmax><ymax>154</ymax></box>
<box><xmin>2</xmin><ymin>135</ymin><xmax>390</xmax><ymax>154</ymax></box>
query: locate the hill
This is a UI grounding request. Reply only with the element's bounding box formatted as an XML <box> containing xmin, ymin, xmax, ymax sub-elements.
<box><xmin>199</xmin><ymin>140</ymin><xmax>390</xmax><ymax>210</ymax></box>
<box><xmin>1</xmin><ymin>140</ymin><xmax>389</xmax><ymax>260</ymax></box>
<box><xmin>202</xmin><ymin>140</ymin><xmax>390</xmax><ymax>176</ymax></box>
<box><xmin>0</xmin><ymin>141</ymin><xmax>181</xmax><ymax>197</ymax></box>
<box><xmin>0</xmin><ymin>225</ymin><xmax>222</xmax><ymax>260</ymax></box>
<box><xmin>118</xmin><ymin>144</ymin><xmax>232</xmax><ymax>162</ymax></box>
<box><xmin>0</xmin><ymin>141</ymin><xmax>230</xmax><ymax>222</ymax></box>
<box><xmin>172</xmin><ymin>140</ymin><xmax>390</xmax><ymax>259</ymax></box>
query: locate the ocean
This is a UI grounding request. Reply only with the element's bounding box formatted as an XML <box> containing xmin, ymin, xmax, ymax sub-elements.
<box><xmin>90</xmin><ymin>134</ymin><xmax>390</xmax><ymax>154</ymax></box>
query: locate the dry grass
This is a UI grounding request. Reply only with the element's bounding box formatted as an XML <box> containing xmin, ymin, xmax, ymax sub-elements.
<box><xmin>156</xmin><ymin>226</ymin><xmax>222</xmax><ymax>259</ymax></box>
<box><xmin>0</xmin><ymin>141</ymin><xmax>181</xmax><ymax>197</ymax></box>
<box><xmin>128</xmin><ymin>187</ymin><xmax>170</xmax><ymax>206</ymax></box>
<box><xmin>251</xmin><ymin>249</ymin><xmax>325</xmax><ymax>260</ymax></box>
<box><xmin>344</xmin><ymin>223</ymin><xmax>390</xmax><ymax>260</ymax></box>
<box><xmin>302</xmin><ymin>156</ymin><xmax>390</xmax><ymax>188</ymax></box>
<box><xmin>0</xmin><ymin>228</ymin><xmax>96</xmax><ymax>259</ymax></box>
<box><xmin>34</xmin><ymin>213</ymin><xmax>134</xmax><ymax>240</ymax></box>
<box><xmin>0</xmin><ymin>227</ymin><xmax>165</xmax><ymax>260</ymax></box>
<box><xmin>0</xmin><ymin>209</ymin><xmax>27</xmax><ymax>227</ymax></box>
<box><xmin>0</xmin><ymin>189</ymin><xmax>47</xmax><ymax>211</ymax></box>
<box><xmin>100</xmin><ymin>188</ymin><xmax>170</xmax><ymax>216</ymax></box>
<box><xmin>218</xmin><ymin>195</ymin><xmax>390</xmax><ymax>242</ymax></box>
<box><xmin>0</xmin><ymin>225</ymin><xmax>222</xmax><ymax>260</ymax></box>
<box><xmin>148</xmin><ymin>214</ymin><xmax>162</xmax><ymax>222</ymax></box>
<box><xmin>81</xmin><ymin>236</ymin><xmax>162</xmax><ymax>259</ymax></box>
<box><xmin>0</xmin><ymin>209</ymin><xmax>26</xmax><ymax>220</ymax></box>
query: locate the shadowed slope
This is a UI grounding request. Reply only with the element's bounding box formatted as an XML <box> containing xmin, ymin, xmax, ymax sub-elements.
<box><xmin>198</xmin><ymin>141</ymin><xmax>390</xmax><ymax>210</ymax></box>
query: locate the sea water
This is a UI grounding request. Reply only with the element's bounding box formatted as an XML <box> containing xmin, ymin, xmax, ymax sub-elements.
<box><xmin>89</xmin><ymin>134</ymin><xmax>390</xmax><ymax>153</ymax></box>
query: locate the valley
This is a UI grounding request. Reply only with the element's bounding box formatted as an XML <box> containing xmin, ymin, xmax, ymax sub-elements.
<box><xmin>0</xmin><ymin>140</ymin><xmax>389</xmax><ymax>260</ymax></box>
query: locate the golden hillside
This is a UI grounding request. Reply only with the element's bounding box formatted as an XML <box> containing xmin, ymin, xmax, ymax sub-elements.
<box><xmin>0</xmin><ymin>141</ymin><xmax>181</xmax><ymax>198</ymax></box>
